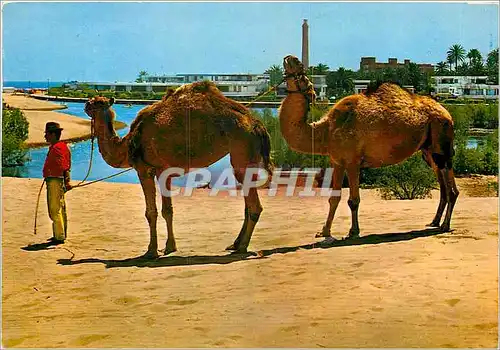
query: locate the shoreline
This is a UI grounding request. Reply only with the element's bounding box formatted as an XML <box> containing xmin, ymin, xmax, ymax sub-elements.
<box><xmin>3</xmin><ymin>93</ymin><xmax>128</xmax><ymax>148</ymax></box>
<box><xmin>24</xmin><ymin>120</ymin><xmax>128</xmax><ymax>149</ymax></box>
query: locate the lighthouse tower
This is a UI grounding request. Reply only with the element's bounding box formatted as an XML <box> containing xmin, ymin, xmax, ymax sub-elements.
<box><xmin>302</xmin><ymin>19</ymin><xmax>309</xmax><ymax>69</ymax></box>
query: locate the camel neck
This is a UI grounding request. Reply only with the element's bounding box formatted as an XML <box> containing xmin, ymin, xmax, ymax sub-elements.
<box><xmin>93</xmin><ymin>110</ymin><xmax>131</xmax><ymax>168</ymax></box>
<box><xmin>279</xmin><ymin>93</ymin><xmax>329</xmax><ymax>155</ymax></box>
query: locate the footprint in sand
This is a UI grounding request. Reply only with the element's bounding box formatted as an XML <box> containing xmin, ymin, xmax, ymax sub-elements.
<box><xmin>3</xmin><ymin>336</ymin><xmax>35</xmax><ymax>347</ymax></box>
<box><xmin>113</xmin><ymin>296</ymin><xmax>140</xmax><ymax>305</ymax></box>
<box><xmin>166</xmin><ymin>270</ymin><xmax>203</xmax><ymax>279</ymax></box>
<box><xmin>72</xmin><ymin>334</ymin><xmax>110</xmax><ymax>346</ymax></box>
<box><xmin>281</xmin><ymin>325</ymin><xmax>300</xmax><ymax>333</ymax></box>
<box><xmin>474</xmin><ymin>322</ymin><xmax>497</xmax><ymax>330</ymax></box>
<box><xmin>227</xmin><ymin>335</ymin><xmax>243</xmax><ymax>341</ymax></box>
<box><xmin>166</xmin><ymin>299</ymin><xmax>198</xmax><ymax>306</ymax></box>
<box><xmin>193</xmin><ymin>326</ymin><xmax>209</xmax><ymax>333</ymax></box>
<box><xmin>445</xmin><ymin>298</ymin><xmax>461</xmax><ymax>307</ymax></box>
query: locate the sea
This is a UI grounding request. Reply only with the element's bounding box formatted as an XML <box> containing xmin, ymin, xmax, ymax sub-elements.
<box><xmin>3</xmin><ymin>81</ymin><xmax>67</xmax><ymax>89</ymax></box>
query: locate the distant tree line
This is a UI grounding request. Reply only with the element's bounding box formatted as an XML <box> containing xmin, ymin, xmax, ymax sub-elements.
<box><xmin>264</xmin><ymin>45</ymin><xmax>499</xmax><ymax>100</ymax></box>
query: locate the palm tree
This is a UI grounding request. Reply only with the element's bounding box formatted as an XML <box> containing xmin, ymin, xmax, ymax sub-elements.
<box><xmin>307</xmin><ymin>63</ymin><xmax>330</xmax><ymax>76</ymax></box>
<box><xmin>135</xmin><ymin>70</ymin><xmax>148</xmax><ymax>83</ymax></box>
<box><xmin>447</xmin><ymin>44</ymin><xmax>466</xmax><ymax>71</ymax></box>
<box><xmin>467</xmin><ymin>48</ymin><xmax>483</xmax><ymax>65</ymax></box>
<box><xmin>315</xmin><ymin>63</ymin><xmax>330</xmax><ymax>75</ymax></box>
<box><xmin>487</xmin><ymin>48</ymin><xmax>499</xmax><ymax>84</ymax></box>
<box><xmin>435</xmin><ymin>61</ymin><xmax>449</xmax><ymax>75</ymax></box>
<box><xmin>326</xmin><ymin>67</ymin><xmax>354</xmax><ymax>98</ymax></box>
<box><xmin>265</xmin><ymin>64</ymin><xmax>284</xmax><ymax>87</ymax></box>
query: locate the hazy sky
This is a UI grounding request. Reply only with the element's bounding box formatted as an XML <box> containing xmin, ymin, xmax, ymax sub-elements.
<box><xmin>2</xmin><ymin>1</ymin><xmax>498</xmax><ymax>82</ymax></box>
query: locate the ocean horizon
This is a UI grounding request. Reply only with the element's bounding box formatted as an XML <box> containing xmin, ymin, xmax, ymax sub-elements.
<box><xmin>3</xmin><ymin>81</ymin><xmax>67</xmax><ymax>89</ymax></box>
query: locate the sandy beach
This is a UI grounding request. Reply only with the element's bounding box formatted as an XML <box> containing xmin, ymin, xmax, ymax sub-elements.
<box><xmin>2</xmin><ymin>177</ymin><xmax>497</xmax><ymax>348</ymax></box>
<box><xmin>3</xmin><ymin>93</ymin><xmax>126</xmax><ymax>147</ymax></box>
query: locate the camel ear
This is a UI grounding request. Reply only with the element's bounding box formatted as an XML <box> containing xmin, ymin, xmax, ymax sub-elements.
<box><xmin>109</xmin><ymin>97</ymin><xmax>115</xmax><ymax>106</ymax></box>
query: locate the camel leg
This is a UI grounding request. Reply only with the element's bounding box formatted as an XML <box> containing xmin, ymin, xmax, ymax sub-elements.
<box><xmin>227</xmin><ymin>169</ymin><xmax>262</xmax><ymax>253</ymax></box>
<box><xmin>439</xmin><ymin>168</ymin><xmax>459</xmax><ymax>232</ymax></box>
<box><xmin>346</xmin><ymin>166</ymin><xmax>361</xmax><ymax>239</ymax></box>
<box><xmin>316</xmin><ymin>164</ymin><xmax>345</xmax><ymax>238</ymax></box>
<box><xmin>138</xmin><ymin>171</ymin><xmax>159</xmax><ymax>259</ymax></box>
<box><xmin>422</xmin><ymin>150</ymin><xmax>448</xmax><ymax>227</ymax></box>
<box><xmin>161</xmin><ymin>178</ymin><xmax>177</xmax><ymax>255</ymax></box>
<box><xmin>226</xmin><ymin>206</ymin><xmax>248</xmax><ymax>251</ymax></box>
<box><xmin>428</xmin><ymin>170</ymin><xmax>447</xmax><ymax>227</ymax></box>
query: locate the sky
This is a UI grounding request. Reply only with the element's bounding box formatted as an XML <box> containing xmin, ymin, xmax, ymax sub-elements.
<box><xmin>2</xmin><ymin>1</ymin><xmax>498</xmax><ymax>82</ymax></box>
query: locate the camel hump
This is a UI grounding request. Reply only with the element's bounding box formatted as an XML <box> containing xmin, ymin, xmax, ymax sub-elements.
<box><xmin>173</xmin><ymin>80</ymin><xmax>218</xmax><ymax>96</ymax></box>
<box><xmin>364</xmin><ymin>81</ymin><xmax>412</xmax><ymax>97</ymax></box>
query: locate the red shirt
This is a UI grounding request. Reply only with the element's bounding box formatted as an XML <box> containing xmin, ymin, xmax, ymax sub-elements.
<box><xmin>43</xmin><ymin>141</ymin><xmax>71</xmax><ymax>178</ymax></box>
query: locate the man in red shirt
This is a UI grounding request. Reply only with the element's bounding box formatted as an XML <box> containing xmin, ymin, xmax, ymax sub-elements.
<box><xmin>43</xmin><ymin>122</ymin><xmax>72</xmax><ymax>244</ymax></box>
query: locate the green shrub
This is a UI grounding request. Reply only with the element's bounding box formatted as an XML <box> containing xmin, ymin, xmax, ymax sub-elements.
<box><xmin>488</xmin><ymin>181</ymin><xmax>499</xmax><ymax>196</ymax></box>
<box><xmin>376</xmin><ymin>153</ymin><xmax>437</xmax><ymax>200</ymax></box>
<box><xmin>453</xmin><ymin>146</ymin><xmax>485</xmax><ymax>175</ymax></box>
<box><xmin>2</xmin><ymin>107</ymin><xmax>30</xmax><ymax>167</ymax></box>
<box><xmin>453</xmin><ymin>131</ymin><xmax>498</xmax><ymax>175</ymax></box>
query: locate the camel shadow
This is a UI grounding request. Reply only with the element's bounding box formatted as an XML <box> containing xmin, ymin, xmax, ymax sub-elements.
<box><xmin>56</xmin><ymin>227</ymin><xmax>444</xmax><ymax>269</ymax></box>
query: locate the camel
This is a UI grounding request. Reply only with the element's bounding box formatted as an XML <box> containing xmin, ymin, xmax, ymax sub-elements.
<box><xmin>84</xmin><ymin>81</ymin><xmax>272</xmax><ymax>258</ymax></box>
<box><xmin>279</xmin><ymin>55</ymin><xmax>459</xmax><ymax>239</ymax></box>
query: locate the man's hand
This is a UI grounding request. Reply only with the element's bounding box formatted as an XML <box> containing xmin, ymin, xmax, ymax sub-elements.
<box><xmin>63</xmin><ymin>170</ymin><xmax>72</xmax><ymax>192</ymax></box>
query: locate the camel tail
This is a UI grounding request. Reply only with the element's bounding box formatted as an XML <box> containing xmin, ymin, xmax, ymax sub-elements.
<box><xmin>253</xmin><ymin>122</ymin><xmax>274</xmax><ymax>176</ymax></box>
<box><xmin>422</xmin><ymin>118</ymin><xmax>455</xmax><ymax>169</ymax></box>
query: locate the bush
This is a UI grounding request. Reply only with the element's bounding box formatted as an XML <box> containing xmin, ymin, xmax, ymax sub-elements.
<box><xmin>376</xmin><ymin>152</ymin><xmax>437</xmax><ymax>200</ymax></box>
<box><xmin>2</xmin><ymin>107</ymin><xmax>30</xmax><ymax>167</ymax></box>
<box><xmin>453</xmin><ymin>131</ymin><xmax>498</xmax><ymax>175</ymax></box>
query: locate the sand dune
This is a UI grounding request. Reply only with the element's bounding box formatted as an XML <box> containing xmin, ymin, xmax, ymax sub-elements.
<box><xmin>3</xmin><ymin>93</ymin><xmax>67</xmax><ymax>111</ymax></box>
<box><xmin>2</xmin><ymin>93</ymin><xmax>126</xmax><ymax>147</ymax></box>
<box><xmin>2</xmin><ymin>177</ymin><xmax>498</xmax><ymax>348</ymax></box>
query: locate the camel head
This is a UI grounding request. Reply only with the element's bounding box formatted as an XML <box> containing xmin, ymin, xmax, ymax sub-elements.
<box><xmin>84</xmin><ymin>96</ymin><xmax>115</xmax><ymax>121</ymax></box>
<box><xmin>283</xmin><ymin>55</ymin><xmax>305</xmax><ymax>76</ymax></box>
<box><xmin>283</xmin><ymin>55</ymin><xmax>316</xmax><ymax>104</ymax></box>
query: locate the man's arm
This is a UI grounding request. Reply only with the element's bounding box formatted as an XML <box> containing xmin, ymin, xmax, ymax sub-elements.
<box><xmin>63</xmin><ymin>170</ymin><xmax>72</xmax><ymax>191</ymax></box>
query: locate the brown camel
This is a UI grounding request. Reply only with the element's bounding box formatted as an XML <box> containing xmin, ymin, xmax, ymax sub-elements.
<box><xmin>280</xmin><ymin>55</ymin><xmax>459</xmax><ymax>239</ymax></box>
<box><xmin>84</xmin><ymin>81</ymin><xmax>272</xmax><ymax>258</ymax></box>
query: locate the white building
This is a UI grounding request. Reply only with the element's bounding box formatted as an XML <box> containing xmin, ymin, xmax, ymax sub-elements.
<box><xmin>352</xmin><ymin>80</ymin><xmax>415</xmax><ymax>95</ymax></box>
<box><xmin>67</xmin><ymin>72</ymin><xmax>328</xmax><ymax>100</ymax></box>
<box><xmin>67</xmin><ymin>73</ymin><xmax>271</xmax><ymax>99</ymax></box>
<box><xmin>432</xmin><ymin>76</ymin><xmax>499</xmax><ymax>100</ymax></box>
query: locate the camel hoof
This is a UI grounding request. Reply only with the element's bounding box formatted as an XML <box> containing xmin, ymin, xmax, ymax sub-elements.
<box><xmin>226</xmin><ymin>243</ymin><xmax>239</xmax><ymax>251</ymax></box>
<box><xmin>163</xmin><ymin>247</ymin><xmax>177</xmax><ymax>256</ymax></box>
<box><xmin>348</xmin><ymin>229</ymin><xmax>360</xmax><ymax>239</ymax></box>
<box><xmin>426</xmin><ymin>221</ymin><xmax>440</xmax><ymax>228</ymax></box>
<box><xmin>440</xmin><ymin>224</ymin><xmax>451</xmax><ymax>232</ymax></box>
<box><xmin>143</xmin><ymin>250</ymin><xmax>159</xmax><ymax>259</ymax></box>
<box><xmin>232</xmin><ymin>247</ymin><xmax>248</xmax><ymax>254</ymax></box>
<box><xmin>315</xmin><ymin>229</ymin><xmax>331</xmax><ymax>238</ymax></box>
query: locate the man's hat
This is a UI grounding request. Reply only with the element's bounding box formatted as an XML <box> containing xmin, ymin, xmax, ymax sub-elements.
<box><xmin>45</xmin><ymin>122</ymin><xmax>63</xmax><ymax>133</ymax></box>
